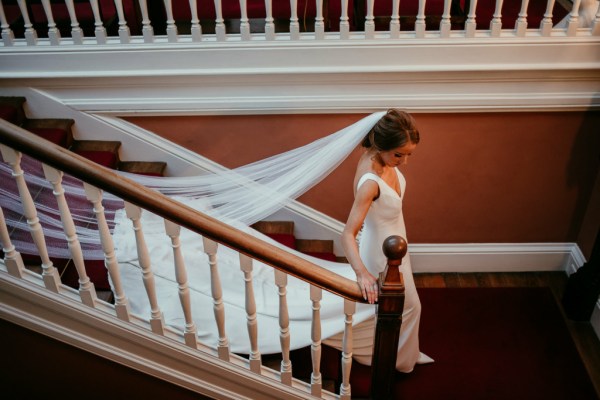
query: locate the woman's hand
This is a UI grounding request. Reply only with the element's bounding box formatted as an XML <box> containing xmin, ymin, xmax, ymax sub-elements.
<box><xmin>356</xmin><ymin>270</ymin><xmax>379</xmax><ymax>304</ymax></box>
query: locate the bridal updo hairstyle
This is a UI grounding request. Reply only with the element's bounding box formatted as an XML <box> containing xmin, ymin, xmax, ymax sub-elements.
<box><xmin>362</xmin><ymin>109</ymin><xmax>420</xmax><ymax>151</ymax></box>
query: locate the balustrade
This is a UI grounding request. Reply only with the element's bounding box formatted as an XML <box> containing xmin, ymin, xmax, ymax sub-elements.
<box><xmin>0</xmin><ymin>0</ymin><xmax>597</xmax><ymax>47</ymax></box>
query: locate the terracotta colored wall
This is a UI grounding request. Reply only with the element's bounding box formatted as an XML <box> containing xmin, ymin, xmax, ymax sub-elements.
<box><xmin>124</xmin><ymin>111</ymin><xmax>600</xmax><ymax>246</ymax></box>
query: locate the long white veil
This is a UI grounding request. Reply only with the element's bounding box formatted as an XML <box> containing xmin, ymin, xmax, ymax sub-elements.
<box><xmin>0</xmin><ymin>111</ymin><xmax>385</xmax><ymax>260</ymax></box>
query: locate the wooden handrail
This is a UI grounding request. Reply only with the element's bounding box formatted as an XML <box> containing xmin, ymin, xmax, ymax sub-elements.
<box><xmin>0</xmin><ymin>118</ymin><xmax>365</xmax><ymax>302</ymax></box>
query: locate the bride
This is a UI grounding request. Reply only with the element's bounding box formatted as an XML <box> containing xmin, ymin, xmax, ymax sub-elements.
<box><xmin>109</xmin><ymin>110</ymin><xmax>432</xmax><ymax>373</ymax></box>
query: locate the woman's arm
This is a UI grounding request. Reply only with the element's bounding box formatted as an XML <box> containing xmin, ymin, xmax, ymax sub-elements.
<box><xmin>342</xmin><ymin>179</ymin><xmax>380</xmax><ymax>304</ymax></box>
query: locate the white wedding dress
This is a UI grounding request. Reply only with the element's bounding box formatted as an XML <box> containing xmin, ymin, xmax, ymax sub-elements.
<box><xmin>323</xmin><ymin>170</ymin><xmax>433</xmax><ymax>373</ymax></box>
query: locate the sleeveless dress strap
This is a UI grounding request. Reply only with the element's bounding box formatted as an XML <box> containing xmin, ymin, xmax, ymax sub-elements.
<box><xmin>357</xmin><ymin>172</ymin><xmax>381</xmax><ymax>191</ymax></box>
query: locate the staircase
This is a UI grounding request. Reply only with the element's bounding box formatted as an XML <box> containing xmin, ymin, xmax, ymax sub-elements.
<box><xmin>0</xmin><ymin>95</ymin><xmax>383</xmax><ymax>398</ymax></box>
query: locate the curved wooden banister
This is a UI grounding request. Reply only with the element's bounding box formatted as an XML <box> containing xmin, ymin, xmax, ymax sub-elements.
<box><xmin>0</xmin><ymin>118</ymin><xmax>366</xmax><ymax>302</ymax></box>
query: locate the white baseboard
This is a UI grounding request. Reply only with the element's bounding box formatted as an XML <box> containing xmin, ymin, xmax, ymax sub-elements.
<box><xmin>409</xmin><ymin>242</ymin><xmax>586</xmax><ymax>274</ymax></box>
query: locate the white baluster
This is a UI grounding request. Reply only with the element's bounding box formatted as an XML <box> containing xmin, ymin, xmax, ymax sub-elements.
<box><xmin>465</xmin><ymin>0</ymin><xmax>478</xmax><ymax>37</ymax></box>
<box><xmin>113</xmin><ymin>0</ymin><xmax>131</xmax><ymax>43</ymax></box>
<box><xmin>84</xmin><ymin>183</ymin><xmax>131</xmax><ymax>321</ymax></box>
<box><xmin>240</xmin><ymin>0</ymin><xmax>251</xmax><ymax>40</ymax></box>
<box><xmin>289</xmin><ymin>0</ymin><xmax>300</xmax><ymax>40</ymax></box>
<box><xmin>0</xmin><ymin>1</ymin><xmax>15</xmax><ymax>46</ymax></box>
<box><xmin>310</xmin><ymin>285</ymin><xmax>323</xmax><ymax>397</ymax></box>
<box><xmin>339</xmin><ymin>0</ymin><xmax>350</xmax><ymax>39</ymax></box>
<box><xmin>593</xmin><ymin>0</ymin><xmax>600</xmax><ymax>35</ymax></box>
<box><xmin>40</xmin><ymin>0</ymin><xmax>61</xmax><ymax>45</ymax></box>
<box><xmin>16</xmin><ymin>0</ymin><xmax>38</xmax><ymax>45</ymax></box>
<box><xmin>188</xmin><ymin>0</ymin><xmax>202</xmax><ymax>41</ymax></box>
<box><xmin>274</xmin><ymin>269</ymin><xmax>292</xmax><ymax>385</ymax></box>
<box><xmin>415</xmin><ymin>0</ymin><xmax>427</xmax><ymax>37</ymax></box>
<box><xmin>202</xmin><ymin>236</ymin><xmax>230</xmax><ymax>361</ymax></box>
<box><xmin>89</xmin><ymin>0</ymin><xmax>107</xmax><ymax>44</ymax></box>
<box><xmin>0</xmin><ymin>146</ymin><xmax>61</xmax><ymax>292</ymax></box>
<box><xmin>214</xmin><ymin>0</ymin><xmax>226</xmax><ymax>41</ymax></box>
<box><xmin>389</xmin><ymin>0</ymin><xmax>400</xmax><ymax>38</ymax></box>
<box><xmin>365</xmin><ymin>0</ymin><xmax>375</xmax><ymax>38</ymax></box>
<box><xmin>163</xmin><ymin>0</ymin><xmax>178</xmax><ymax>42</ymax></box>
<box><xmin>124</xmin><ymin>202</ymin><xmax>166</xmax><ymax>335</ymax></box>
<box><xmin>539</xmin><ymin>0</ymin><xmax>555</xmax><ymax>36</ymax></box>
<box><xmin>0</xmin><ymin>206</ymin><xmax>25</xmax><ymax>278</ymax></box>
<box><xmin>239</xmin><ymin>254</ymin><xmax>262</xmax><ymax>373</ymax></box>
<box><xmin>339</xmin><ymin>299</ymin><xmax>355</xmax><ymax>400</ymax></box>
<box><xmin>566</xmin><ymin>0</ymin><xmax>582</xmax><ymax>36</ymax></box>
<box><xmin>138</xmin><ymin>0</ymin><xmax>155</xmax><ymax>43</ymax></box>
<box><xmin>515</xmin><ymin>0</ymin><xmax>530</xmax><ymax>36</ymax></box>
<box><xmin>490</xmin><ymin>0</ymin><xmax>504</xmax><ymax>37</ymax></box>
<box><xmin>164</xmin><ymin>220</ymin><xmax>198</xmax><ymax>348</ymax></box>
<box><xmin>43</xmin><ymin>164</ymin><xmax>97</xmax><ymax>307</ymax></box>
<box><xmin>315</xmin><ymin>0</ymin><xmax>325</xmax><ymax>39</ymax></box>
<box><xmin>264</xmin><ymin>0</ymin><xmax>275</xmax><ymax>40</ymax></box>
<box><xmin>65</xmin><ymin>0</ymin><xmax>84</xmax><ymax>44</ymax></box>
<box><xmin>440</xmin><ymin>0</ymin><xmax>452</xmax><ymax>37</ymax></box>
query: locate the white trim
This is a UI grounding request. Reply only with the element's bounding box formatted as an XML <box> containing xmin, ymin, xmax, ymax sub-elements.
<box><xmin>409</xmin><ymin>242</ymin><xmax>585</xmax><ymax>273</ymax></box>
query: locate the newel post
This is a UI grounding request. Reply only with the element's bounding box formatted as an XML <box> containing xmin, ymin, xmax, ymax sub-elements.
<box><xmin>370</xmin><ymin>235</ymin><xmax>407</xmax><ymax>400</ymax></box>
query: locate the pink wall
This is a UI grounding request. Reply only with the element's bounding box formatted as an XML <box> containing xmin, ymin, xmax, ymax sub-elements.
<box><xmin>125</xmin><ymin>111</ymin><xmax>599</xmax><ymax>247</ymax></box>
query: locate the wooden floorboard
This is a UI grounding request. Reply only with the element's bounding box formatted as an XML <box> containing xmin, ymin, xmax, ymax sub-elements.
<box><xmin>415</xmin><ymin>272</ymin><xmax>600</xmax><ymax>398</ymax></box>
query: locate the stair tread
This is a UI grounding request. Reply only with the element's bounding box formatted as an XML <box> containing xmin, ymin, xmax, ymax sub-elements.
<box><xmin>119</xmin><ymin>161</ymin><xmax>167</xmax><ymax>176</ymax></box>
<box><xmin>252</xmin><ymin>221</ymin><xmax>294</xmax><ymax>235</ymax></box>
<box><xmin>0</xmin><ymin>97</ymin><xmax>26</xmax><ymax>126</ymax></box>
<box><xmin>71</xmin><ymin>140</ymin><xmax>121</xmax><ymax>153</ymax></box>
<box><xmin>23</xmin><ymin>118</ymin><xmax>74</xmax><ymax>130</ymax></box>
<box><xmin>295</xmin><ymin>238</ymin><xmax>334</xmax><ymax>253</ymax></box>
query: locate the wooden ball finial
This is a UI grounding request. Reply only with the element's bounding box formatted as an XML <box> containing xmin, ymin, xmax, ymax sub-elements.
<box><xmin>382</xmin><ymin>235</ymin><xmax>407</xmax><ymax>261</ymax></box>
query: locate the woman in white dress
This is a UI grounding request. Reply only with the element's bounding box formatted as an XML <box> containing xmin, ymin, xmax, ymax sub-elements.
<box><xmin>325</xmin><ymin>109</ymin><xmax>433</xmax><ymax>372</ymax></box>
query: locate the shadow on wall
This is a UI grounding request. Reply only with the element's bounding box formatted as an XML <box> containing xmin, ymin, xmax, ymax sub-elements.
<box><xmin>566</xmin><ymin>106</ymin><xmax>600</xmax><ymax>256</ymax></box>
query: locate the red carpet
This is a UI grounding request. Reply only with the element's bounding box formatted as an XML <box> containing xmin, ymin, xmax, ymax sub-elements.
<box><xmin>347</xmin><ymin>287</ymin><xmax>598</xmax><ymax>399</ymax></box>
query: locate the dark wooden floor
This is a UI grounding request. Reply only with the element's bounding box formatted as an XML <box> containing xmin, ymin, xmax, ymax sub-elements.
<box><xmin>414</xmin><ymin>272</ymin><xmax>600</xmax><ymax>398</ymax></box>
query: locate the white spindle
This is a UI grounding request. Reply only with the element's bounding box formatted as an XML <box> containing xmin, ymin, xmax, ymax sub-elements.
<box><xmin>43</xmin><ymin>164</ymin><xmax>97</xmax><ymax>307</ymax></box>
<box><xmin>188</xmin><ymin>0</ymin><xmax>202</xmax><ymax>41</ymax></box>
<box><xmin>539</xmin><ymin>0</ymin><xmax>555</xmax><ymax>36</ymax></box>
<box><xmin>415</xmin><ymin>0</ymin><xmax>427</xmax><ymax>37</ymax></box>
<box><xmin>240</xmin><ymin>0</ymin><xmax>251</xmax><ymax>40</ymax></box>
<box><xmin>89</xmin><ymin>0</ymin><xmax>107</xmax><ymax>44</ymax></box>
<box><xmin>214</xmin><ymin>0</ymin><xmax>226</xmax><ymax>41</ymax></box>
<box><xmin>0</xmin><ymin>146</ymin><xmax>61</xmax><ymax>292</ymax></box>
<box><xmin>465</xmin><ymin>0</ymin><xmax>478</xmax><ymax>37</ymax></box>
<box><xmin>264</xmin><ymin>0</ymin><xmax>275</xmax><ymax>40</ymax></box>
<box><xmin>339</xmin><ymin>299</ymin><xmax>356</xmax><ymax>400</ymax></box>
<box><xmin>64</xmin><ymin>0</ymin><xmax>84</xmax><ymax>44</ymax></box>
<box><xmin>239</xmin><ymin>254</ymin><xmax>262</xmax><ymax>373</ymax></box>
<box><xmin>84</xmin><ymin>183</ymin><xmax>131</xmax><ymax>321</ymax></box>
<box><xmin>40</xmin><ymin>0</ymin><xmax>61</xmax><ymax>45</ymax></box>
<box><xmin>389</xmin><ymin>0</ymin><xmax>400</xmax><ymax>38</ymax></box>
<box><xmin>164</xmin><ymin>219</ymin><xmax>198</xmax><ymax>348</ymax></box>
<box><xmin>315</xmin><ymin>0</ymin><xmax>325</xmax><ymax>39</ymax></box>
<box><xmin>16</xmin><ymin>0</ymin><xmax>38</xmax><ymax>45</ymax></box>
<box><xmin>275</xmin><ymin>269</ymin><xmax>292</xmax><ymax>385</ymax></box>
<box><xmin>566</xmin><ymin>0</ymin><xmax>582</xmax><ymax>36</ymax></box>
<box><xmin>593</xmin><ymin>0</ymin><xmax>600</xmax><ymax>35</ymax></box>
<box><xmin>138</xmin><ymin>0</ymin><xmax>155</xmax><ymax>43</ymax></box>
<box><xmin>339</xmin><ymin>0</ymin><xmax>350</xmax><ymax>39</ymax></box>
<box><xmin>0</xmin><ymin>206</ymin><xmax>25</xmax><ymax>278</ymax></box>
<box><xmin>310</xmin><ymin>285</ymin><xmax>323</xmax><ymax>397</ymax></box>
<box><xmin>202</xmin><ymin>236</ymin><xmax>230</xmax><ymax>361</ymax></box>
<box><xmin>0</xmin><ymin>1</ymin><xmax>15</xmax><ymax>46</ymax></box>
<box><xmin>124</xmin><ymin>202</ymin><xmax>166</xmax><ymax>335</ymax></box>
<box><xmin>515</xmin><ymin>0</ymin><xmax>530</xmax><ymax>36</ymax></box>
<box><xmin>289</xmin><ymin>0</ymin><xmax>300</xmax><ymax>40</ymax></box>
<box><xmin>440</xmin><ymin>0</ymin><xmax>453</xmax><ymax>37</ymax></box>
<box><xmin>163</xmin><ymin>0</ymin><xmax>178</xmax><ymax>42</ymax></box>
<box><xmin>365</xmin><ymin>0</ymin><xmax>375</xmax><ymax>38</ymax></box>
<box><xmin>490</xmin><ymin>0</ymin><xmax>504</xmax><ymax>37</ymax></box>
<box><xmin>113</xmin><ymin>0</ymin><xmax>131</xmax><ymax>43</ymax></box>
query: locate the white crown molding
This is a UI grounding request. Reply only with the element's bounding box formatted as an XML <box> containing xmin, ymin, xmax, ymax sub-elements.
<box><xmin>1</xmin><ymin>36</ymin><xmax>599</xmax><ymax>113</ymax></box>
